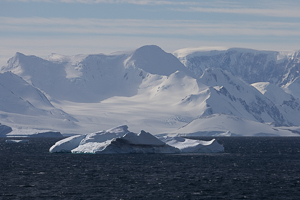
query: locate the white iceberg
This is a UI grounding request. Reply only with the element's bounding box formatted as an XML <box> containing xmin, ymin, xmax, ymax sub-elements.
<box><xmin>159</xmin><ymin>136</ymin><xmax>224</xmax><ymax>153</ymax></box>
<box><xmin>72</xmin><ymin>130</ymin><xmax>179</xmax><ymax>154</ymax></box>
<box><xmin>50</xmin><ymin>125</ymin><xmax>130</xmax><ymax>153</ymax></box>
<box><xmin>79</xmin><ymin>125</ymin><xmax>129</xmax><ymax>145</ymax></box>
<box><xmin>49</xmin><ymin>125</ymin><xmax>224</xmax><ymax>154</ymax></box>
<box><xmin>49</xmin><ymin>134</ymin><xmax>86</xmax><ymax>153</ymax></box>
<box><xmin>5</xmin><ymin>139</ymin><xmax>29</xmax><ymax>143</ymax></box>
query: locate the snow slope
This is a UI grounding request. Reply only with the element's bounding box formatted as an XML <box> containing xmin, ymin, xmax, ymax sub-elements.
<box><xmin>283</xmin><ymin>77</ymin><xmax>300</xmax><ymax>99</ymax></box>
<box><xmin>197</xmin><ymin>68</ymin><xmax>288</xmax><ymax>126</ymax></box>
<box><xmin>253</xmin><ymin>82</ymin><xmax>300</xmax><ymax>126</ymax></box>
<box><xmin>170</xmin><ymin>114</ymin><xmax>297</xmax><ymax>137</ymax></box>
<box><xmin>0</xmin><ymin>71</ymin><xmax>78</xmax><ymax>132</ymax></box>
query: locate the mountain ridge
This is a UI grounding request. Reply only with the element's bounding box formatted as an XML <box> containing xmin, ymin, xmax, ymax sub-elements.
<box><xmin>175</xmin><ymin>47</ymin><xmax>300</xmax><ymax>86</ymax></box>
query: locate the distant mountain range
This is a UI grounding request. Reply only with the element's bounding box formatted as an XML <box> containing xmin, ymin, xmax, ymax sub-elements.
<box><xmin>0</xmin><ymin>45</ymin><xmax>300</xmax><ymax>136</ymax></box>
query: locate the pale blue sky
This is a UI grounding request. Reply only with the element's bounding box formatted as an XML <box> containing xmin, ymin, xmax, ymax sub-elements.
<box><xmin>1</xmin><ymin>0</ymin><xmax>300</xmax><ymax>66</ymax></box>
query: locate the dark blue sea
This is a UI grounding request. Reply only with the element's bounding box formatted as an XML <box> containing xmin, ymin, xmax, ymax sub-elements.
<box><xmin>1</xmin><ymin>137</ymin><xmax>300</xmax><ymax>200</ymax></box>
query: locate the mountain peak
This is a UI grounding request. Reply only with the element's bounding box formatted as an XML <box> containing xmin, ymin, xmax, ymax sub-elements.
<box><xmin>4</xmin><ymin>52</ymin><xmax>26</xmax><ymax>67</ymax></box>
<box><xmin>135</xmin><ymin>45</ymin><xmax>164</xmax><ymax>53</ymax></box>
<box><xmin>127</xmin><ymin>45</ymin><xmax>192</xmax><ymax>77</ymax></box>
<box><xmin>5</xmin><ymin>52</ymin><xmax>44</xmax><ymax>71</ymax></box>
<box><xmin>15</xmin><ymin>52</ymin><xmax>26</xmax><ymax>58</ymax></box>
<box><xmin>12</xmin><ymin>52</ymin><xmax>41</xmax><ymax>61</ymax></box>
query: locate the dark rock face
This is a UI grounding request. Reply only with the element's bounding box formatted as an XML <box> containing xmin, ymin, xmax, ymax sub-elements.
<box><xmin>0</xmin><ymin>123</ymin><xmax>12</xmax><ymax>136</ymax></box>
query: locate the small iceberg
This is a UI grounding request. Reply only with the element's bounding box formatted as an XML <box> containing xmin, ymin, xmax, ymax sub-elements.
<box><xmin>49</xmin><ymin>125</ymin><xmax>224</xmax><ymax>154</ymax></box>
<box><xmin>159</xmin><ymin>136</ymin><xmax>224</xmax><ymax>153</ymax></box>
<box><xmin>6</xmin><ymin>140</ymin><xmax>29</xmax><ymax>143</ymax></box>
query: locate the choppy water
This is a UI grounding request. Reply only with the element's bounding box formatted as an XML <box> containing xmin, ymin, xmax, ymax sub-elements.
<box><xmin>1</xmin><ymin>137</ymin><xmax>300</xmax><ymax>200</ymax></box>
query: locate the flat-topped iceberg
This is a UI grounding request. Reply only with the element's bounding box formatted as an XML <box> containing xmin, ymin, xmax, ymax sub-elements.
<box><xmin>49</xmin><ymin>125</ymin><xmax>224</xmax><ymax>154</ymax></box>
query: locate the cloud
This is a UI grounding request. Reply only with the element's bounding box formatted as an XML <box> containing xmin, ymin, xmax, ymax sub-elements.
<box><xmin>4</xmin><ymin>0</ymin><xmax>199</xmax><ymax>5</ymax></box>
<box><xmin>1</xmin><ymin>17</ymin><xmax>300</xmax><ymax>37</ymax></box>
<box><xmin>5</xmin><ymin>0</ymin><xmax>300</xmax><ymax>18</ymax></box>
<box><xmin>188</xmin><ymin>6</ymin><xmax>300</xmax><ymax>18</ymax></box>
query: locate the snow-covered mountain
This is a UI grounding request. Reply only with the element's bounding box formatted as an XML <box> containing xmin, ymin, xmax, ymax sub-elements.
<box><xmin>252</xmin><ymin>82</ymin><xmax>300</xmax><ymax>126</ymax></box>
<box><xmin>2</xmin><ymin>52</ymin><xmax>138</xmax><ymax>102</ymax></box>
<box><xmin>1</xmin><ymin>45</ymin><xmax>300</xmax><ymax>136</ymax></box>
<box><xmin>283</xmin><ymin>77</ymin><xmax>300</xmax><ymax>99</ymax></box>
<box><xmin>1</xmin><ymin>45</ymin><xmax>190</xmax><ymax>103</ymax></box>
<box><xmin>0</xmin><ymin>71</ymin><xmax>77</xmax><ymax>132</ymax></box>
<box><xmin>197</xmin><ymin>68</ymin><xmax>288</xmax><ymax>126</ymax></box>
<box><xmin>174</xmin><ymin>47</ymin><xmax>300</xmax><ymax>88</ymax></box>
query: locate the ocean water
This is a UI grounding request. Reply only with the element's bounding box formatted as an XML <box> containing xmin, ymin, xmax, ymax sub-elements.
<box><xmin>1</xmin><ymin>137</ymin><xmax>300</xmax><ymax>200</ymax></box>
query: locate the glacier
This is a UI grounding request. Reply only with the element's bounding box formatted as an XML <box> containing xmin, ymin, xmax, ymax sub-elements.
<box><xmin>49</xmin><ymin>125</ymin><xmax>224</xmax><ymax>154</ymax></box>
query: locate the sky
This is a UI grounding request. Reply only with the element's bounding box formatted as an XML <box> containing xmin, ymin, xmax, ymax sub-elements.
<box><xmin>1</xmin><ymin>0</ymin><xmax>300</xmax><ymax>66</ymax></box>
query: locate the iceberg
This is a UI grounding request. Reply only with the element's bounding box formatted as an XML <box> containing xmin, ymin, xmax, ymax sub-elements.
<box><xmin>50</xmin><ymin>125</ymin><xmax>129</xmax><ymax>153</ymax></box>
<box><xmin>49</xmin><ymin>134</ymin><xmax>86</xmax><ymax>153</ymax></box>
<box><xmin>49</xmin><ymin>125</ymin><xmax>224</xmax><ymax>154</ymax></box>
<box><xmin>159</xmin><ymin>136</ymin><xmax>224</xmax><ymax>153</ymax></box>
<box><xmin>71</xmin><ymin>130</ymin><xmax>179</xmax><ymax>154</ymax></box>
<box><xmin>5</xmin><ymin>139</ymin><xmax>29</xmax><ymax>143</ymax></box>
